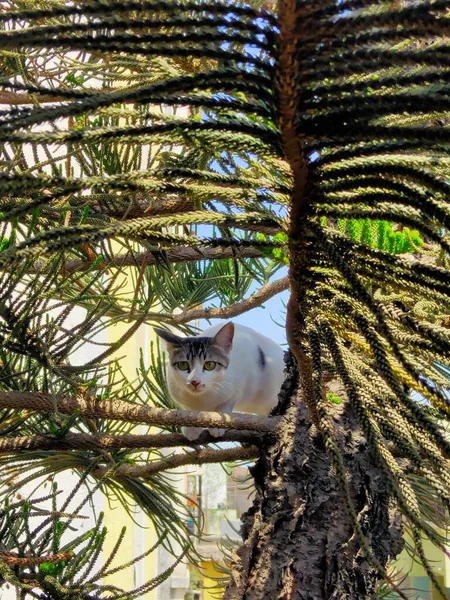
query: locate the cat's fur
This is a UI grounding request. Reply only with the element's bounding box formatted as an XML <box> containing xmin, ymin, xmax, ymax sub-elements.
<box><xmin>154</xmin><ymin>322</ymin><xmax>284</xmax><ymax>440</ymax></box>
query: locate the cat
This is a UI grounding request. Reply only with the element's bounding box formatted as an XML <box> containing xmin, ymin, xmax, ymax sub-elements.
<box><xmin>154</xmin><ymin>321</ymin><xmax>285</xmax><ymax>441</ymax></box>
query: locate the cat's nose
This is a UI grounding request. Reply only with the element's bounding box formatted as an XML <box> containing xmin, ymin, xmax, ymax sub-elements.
<box><xmin>191</xmin><ymin>380</ymin><xmax>201</xmax><ymax>388</ymax></box>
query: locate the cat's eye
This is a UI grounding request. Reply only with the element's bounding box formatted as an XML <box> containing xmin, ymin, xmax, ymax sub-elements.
<box><xmin>176</xmin><ymin>361</ymin><xmax>190</xmax><ymax>371</ymax></box>
<box><xmin>204</xmin><ymin>361</ymin><xmax>216</xmax><ymax>371</ymax></box>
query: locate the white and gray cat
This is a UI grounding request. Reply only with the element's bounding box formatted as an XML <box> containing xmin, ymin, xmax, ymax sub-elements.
<box><xmin>154</xmin><ymin>322</ymin><xmax>284</xmax><ymax>440</ymax></box>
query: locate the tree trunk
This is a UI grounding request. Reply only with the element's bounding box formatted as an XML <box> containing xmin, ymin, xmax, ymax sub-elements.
<box><xmin>225</xmin><ymin>354</ymin><xmax>404</xmax><ymax>600</ymax></box>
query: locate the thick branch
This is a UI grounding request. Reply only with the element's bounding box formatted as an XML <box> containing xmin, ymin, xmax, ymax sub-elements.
<box><xmin>278</xmin><ymin>0</ymin><xmax>309</xmax><ymax>223</ymax></box>
<box><xmin>0</xmin><ymin>552</ymin><xmax>74</xmax><ymax>567</ymax></box>
<box><xmin>278</xmin><ymin>1</ymin><xmax>318</xmax><ymax>428</ymax></box>
<box><xmin>90</xmin><ymin>196</ymin><xmax>195</xmax><ymax>220</ymax></box>
<box><xmin>93</xmin><ymin>445</ymin><xmax>259</xmax><ymax>479</ymax></box>
<box><xmin>0</xmin><ymin>429</ymin><xmax>406</xmax><ymax>461</ymax></box>
<box><xmin>0</xmin><ymin>430</ymin><xmax>263</xmax><ymax>454</ymax></box>
<box><xmin>168</xmin><ymin>276</ymin><xmax>289</xmax><ymax>324</ymax></box>
<box><xmin>0</xmin><ymin>392</ymin><xmax>281</xmax><ymax>432</ymax></box>
<box><xmin>31</xmin><ymin>246</ymin><xmax>265</xmax><ymax>275</ymax></box>
<box><xmin>0</xmin><ymin>90</ymin><xmax>106</xmax><ymax>105</ymax></box>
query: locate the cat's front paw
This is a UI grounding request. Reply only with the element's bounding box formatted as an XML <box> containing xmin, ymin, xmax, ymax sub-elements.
<box><xmin>208</xmin><ymin>428</ymin><xmax>226</xmax><ymax>438</ymax></box>
<box><xmin>181</xmin><ymin>426</ymin><xmax>226</xmax><ymax>441</ymax></box>
<box><xmin>182</xmin><ymin>426</ymin><xmax>204</xmax><ymax>441</ymax></box>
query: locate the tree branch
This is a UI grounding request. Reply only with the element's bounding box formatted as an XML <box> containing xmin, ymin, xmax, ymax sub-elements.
<box><xmin>31</xmin><ymin>246</ymin><xmax>265</xmax><ymax>274</ymax></box>
<box><xmin>0</xmin><ymin>90</ymin><xmax>107</xmax><ymax>105</ymax></box>
<box><xmin>279</xmin><ymin>0</ymin><xmax>319</xmax><ymax>429</ymax></box>
<box><xmin>93</xmin><ymin>445</ymin><xmax>259</xmax><ymax>479</ymax></box>
<box><xmin>0</xmin><ymin>551</ymin><xmax>74</xmax><ymax>567</ymax></box>
<box><xmin>168</xmin><ymin>276</ymin><xmax>289</xmax><ymax>324</ymax></box>
<box><xmin>0</xmin><ymin>392</ymin><xmax>281</xmax><ymax>432</ymax></box>
<box><xmin>0</xmin><ymin>430</ymin><xmax>263</xmax><ymax>454</ymax></box>
<box><xmin>90</xmin><ymin>196</ymin><xmax>195</xmax><ymax>220</ymax></box>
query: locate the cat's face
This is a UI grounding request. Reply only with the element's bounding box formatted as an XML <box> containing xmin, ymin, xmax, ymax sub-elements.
<box><xmin>154</xmin><ymin>323</ymin><xmax>234</xmax><ymax>395</ymax></box>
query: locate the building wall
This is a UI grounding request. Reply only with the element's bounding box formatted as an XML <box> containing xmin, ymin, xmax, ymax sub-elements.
<box><xmin>201</xmin><ymin>560</ymin><xmax>225</xmax><ymax>600</ymax></box>
<box><xmin>102</xmin><ymin>287</ymin><xmax>158</xmax><ymax>596</ymax></box>
<box><xmin>394</xmin><ymin>531</ymin><xmax>449</xmax><ymax>599</ymax></box>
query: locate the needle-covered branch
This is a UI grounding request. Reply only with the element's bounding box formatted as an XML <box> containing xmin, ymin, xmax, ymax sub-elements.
<box><xmin>0</xmin><ymin>89</ymin><xmax>107</xmax><ymax>105</ymax></box>
<box><xmin>0</xmin><ymin>551</ymin><xmax>74</xmax><ymax>567</ymax></box>
<box><xmin>30</xmin><ymin>246</ymin><xmax>265</xmax><ymax>275</ymax></box>
<box><xmin>166</xmin><ymin>276</ymin><xmax>289</xmax><ymax>324</ymax></box>
<box><xmin>0</xmin><ymin>430</ymin><xmax>264</xmax><ymax>454</ymax></box>
<box><xmin>93</xmin><ymin>445</ymin><xmax>259</xmax><ymax>479</ymax></box>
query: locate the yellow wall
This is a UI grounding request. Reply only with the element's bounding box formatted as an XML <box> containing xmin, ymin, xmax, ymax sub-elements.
<box><xmin>102</xmin><ymin>262</ymin><xmax>158</xmax><ymax>597</ymax></box>
<box><xmin>394</xmin><ymin>530</ymin><xmax>449</xmax><ymax>599</ymax></box>
<box><xmin>200</xmin><ymin>560</ymin><xmax>226</xmax><ymax>600</ymax></box>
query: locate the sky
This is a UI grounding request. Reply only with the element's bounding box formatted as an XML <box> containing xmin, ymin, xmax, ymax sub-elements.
<box><xmin>199</xmin><ymin>271</ymin><xmax>289</xmax><ymax>347</ymax></box>
<box><xmin>229</xmin><ymin>282</ymin><xmax>288</xmax><ymax>346</ymax></box>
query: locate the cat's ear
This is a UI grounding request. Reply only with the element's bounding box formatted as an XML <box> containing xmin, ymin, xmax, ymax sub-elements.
<box><xmin>154</xmin><ymin>328</ymin><xmax>182</xmax><ymax>351</ymax></box>
<box><xmin>212</xmin><ymin>322</ymin><xmax>234</xmax><ymax>351</ymax></box>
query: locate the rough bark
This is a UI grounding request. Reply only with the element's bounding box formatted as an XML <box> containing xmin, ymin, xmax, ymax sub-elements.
<box><xmin>225</xmin><ymin>354</ymin><xmax>404</xmax><ymax>600</ymax></box>
<box><xmin>92</xmin><ymin>445</ymin><xmax>259</xmax><ymax>479</ymax></box>
<box><xmin>0</xmin><ymin>430</ymin><xmax>263</xmax><ymax>454</ymax></box>
<box><xmin>170</xmin><ymin>276</ymin><xmax>289</xmax><ymax>324</ymax></box>
<box><xmin>30</xmin><ymin>245</ymin><xmax>265</xmax><ymax>275</ymax></box>
<box><xmin>0</xmin><ymin>392</ymin><xmax>280</xmax><ymax>432</ymax></box>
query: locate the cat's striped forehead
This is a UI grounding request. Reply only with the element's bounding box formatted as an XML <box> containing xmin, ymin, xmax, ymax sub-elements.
<box><xmin>179</xmin><ymin>337</ymin><xmax>213</xmax><ymax>360</ymax></box>
<box><xmin>171</xmin><ymin>336</ymin><xmax>230</xmax><ymax>366</ymax></box>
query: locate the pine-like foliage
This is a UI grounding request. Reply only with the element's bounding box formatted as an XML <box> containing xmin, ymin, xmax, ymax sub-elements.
<box><xmin>0</xmin><ymin>485</ymin><xmax>186</xmax><ymax>599</ymax></box>
<box><xmin>0</xmin><ymin>0</ymin><xmax>449</xmax><ymax>598</ymax></box>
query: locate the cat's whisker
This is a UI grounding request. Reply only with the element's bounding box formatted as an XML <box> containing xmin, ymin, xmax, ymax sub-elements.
<box><xmin>209</xmin><ymin>382</ymin><xmax>225</xmax><ymax>391</ymax></box>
